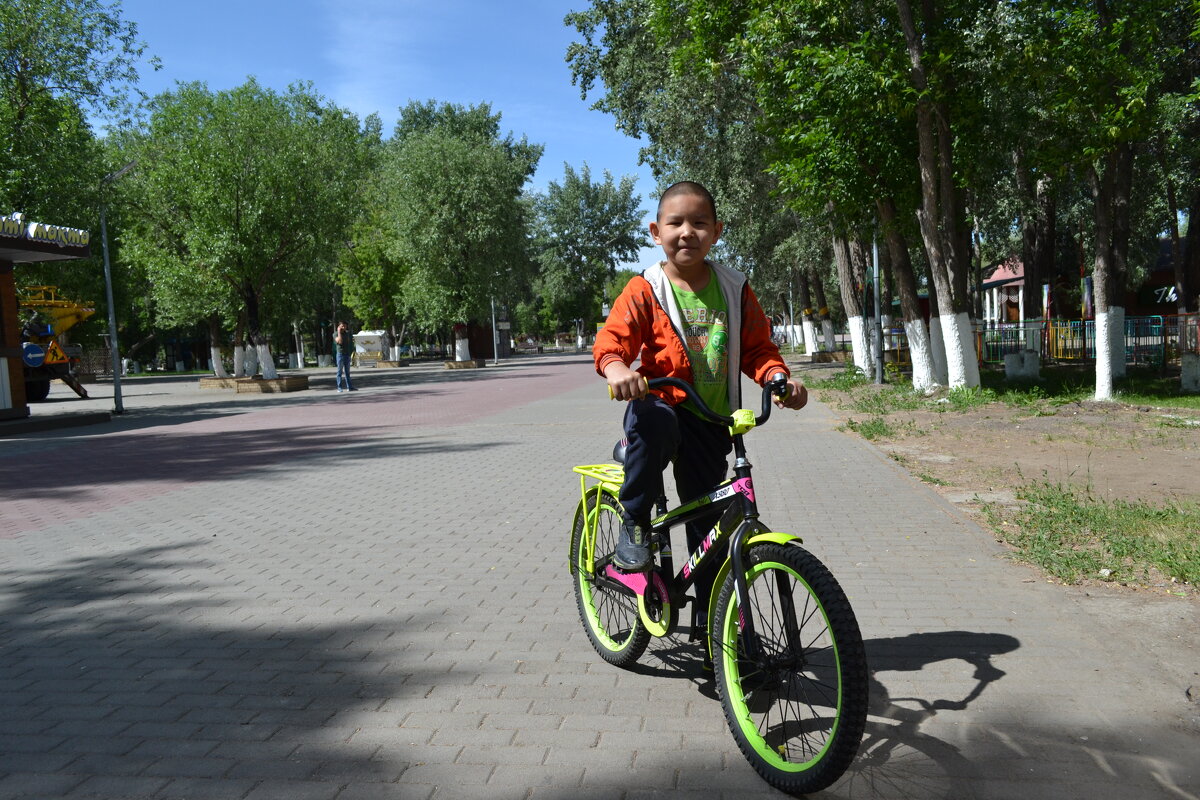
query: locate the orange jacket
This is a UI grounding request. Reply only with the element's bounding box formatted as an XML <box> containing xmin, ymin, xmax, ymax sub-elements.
<box><xmin>594</xmin><ymin>261</ymin><xmax>789</xmax><ymax>408</ymax></box>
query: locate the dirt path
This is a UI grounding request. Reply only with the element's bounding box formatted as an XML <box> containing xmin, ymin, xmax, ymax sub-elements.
<box><xmin>793</xmin><ymin>361</ymin><xmax>1200</xmax><ymax>598</ymax></box>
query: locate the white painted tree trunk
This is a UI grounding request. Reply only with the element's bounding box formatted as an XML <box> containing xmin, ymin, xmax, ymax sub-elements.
<box><xmin>233</xmin><ymin>345</ymin><xmax>246</xmax><ymax>377</ymax></box>
<box><xmin>1094</xmin><ymin>309</ymin><xmax>1114</xmax><ymax>400</ymax></box>
<box><xmin>243</xmin><ymin>346</ymin><xmax>258</xmax><ymax>377</ymax></box>
<box><xmin>847</xmin><ymin>315</ymin><xmax>873</xmax><ymax>375</ymax></box>
<box><xmin>905</xmin><ymin>319</ymin><xmax>940</xmax><ymax>393</ymax></box>
<box><xmin>455</xmin><ymin>336</ymin><xmax>471</xmax><ymax>361</ymax></box>
<box><xmin>802</xmin><ymin>319</ymin><xmax>819</xmax><ymax>355</ymax></box>
<box><xmin>211</xmin><ymin>347</ymin><xmax>229</xmax><ymax>378</ymax></box>
<box><xmin>929</xmin><ymin>316</ymin><xmax>949</xmax><ymax>386</ymax></box>
<box><xmin>820</xmin><ymin>319</ymin><xmax>835</xmax><ymax>352</ymax></box>
<box><xmin>1108</xmin><ymin>305</ymin><xmax>1126</xmax><ymax>379</ymax></box>
<box><xmin>258</xmin><ymin>343</ymin><xmax>278</xmax><ymax>379</ymax></box>
<box><xmin>940</xmin><ymin>312</ymin><xmax>980</xmax><ymax>388</ymax></box>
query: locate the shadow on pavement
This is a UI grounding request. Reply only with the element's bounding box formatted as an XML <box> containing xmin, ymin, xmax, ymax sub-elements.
<box><xmin>0</xmin><ymin>420</ymin><xmax>510</xmax><ymax>502</ymax></box>
<box><xmin>0</xmin><ymin>542</ymin><xmax>441</xmax><ymax>796</ymax></box>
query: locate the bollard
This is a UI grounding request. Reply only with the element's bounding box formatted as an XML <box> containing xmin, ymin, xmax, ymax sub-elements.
<box><xmin>1004</xmin><ymin>350</ymin><xmax>1040</xmax><ymax>382</ymax></box>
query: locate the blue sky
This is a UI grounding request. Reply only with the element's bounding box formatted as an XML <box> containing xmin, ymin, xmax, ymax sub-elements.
<box><xmin>118</xmin><ymin>0</ymin><xmax>662</xmax><ymax>269</ymax></box>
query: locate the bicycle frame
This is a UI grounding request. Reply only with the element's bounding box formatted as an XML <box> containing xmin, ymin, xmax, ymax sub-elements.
<box><xmin>572</xmin><ymin>425</ymin><xmax>802</xmax><ymax>659</ymax></box>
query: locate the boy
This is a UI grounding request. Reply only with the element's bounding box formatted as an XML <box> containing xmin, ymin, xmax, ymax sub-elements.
<box><xmin>594</xmin><ymin>181</ymin><xmax>807</xmax><ymax>598</ymax></box>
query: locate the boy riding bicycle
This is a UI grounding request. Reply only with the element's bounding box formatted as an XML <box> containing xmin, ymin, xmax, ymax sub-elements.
<box><xmin>594</xmin><ymin>181</ymin><xmax>808</xmax><ymax>628</ymax></box>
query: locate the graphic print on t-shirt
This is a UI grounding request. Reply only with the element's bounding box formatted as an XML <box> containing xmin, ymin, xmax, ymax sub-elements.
<box><xmin>672</xmin><ymin>275</ymin><xmax>730</xmax><ymax>417</ymax></box>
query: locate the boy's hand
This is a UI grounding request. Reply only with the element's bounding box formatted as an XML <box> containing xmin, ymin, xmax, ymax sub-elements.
<box><xmin>774</xmin><ymin>378</ymin><xmax>808</xmax><ymax>410</ymax></box>
<box><xmin>604</xmin><ymin>362</ymin><xmax>648</xmax><ymax>401</ymax></box>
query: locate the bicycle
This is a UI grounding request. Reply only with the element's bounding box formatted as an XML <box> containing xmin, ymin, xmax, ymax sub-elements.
<box><xmin>568</xmin><ymin>374</ymin><xmax>869</xmax><ymax>796</ymax></box>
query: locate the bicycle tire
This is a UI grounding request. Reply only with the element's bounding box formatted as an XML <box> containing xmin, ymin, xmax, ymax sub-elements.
<box><xmin>571</xmin><ymin>489</ymin><xmax>650</xmax><ymax>667</ymax></box>
<box><xmin>712</xmin><ymin>543</ymin><xmax>868</xmax><ymax>796</ymax></box>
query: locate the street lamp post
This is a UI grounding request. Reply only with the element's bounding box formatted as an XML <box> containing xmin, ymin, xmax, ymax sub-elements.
<box><xmin>99</xmin><ymin>160</ymin><xmax>137</xmax><ymax>414</ymax></box>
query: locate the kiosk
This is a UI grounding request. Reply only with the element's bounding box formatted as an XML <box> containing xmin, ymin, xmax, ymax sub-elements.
<box><xmin>0</xmin><ymin>213</ymin><xmax>91</xmax><ymax>421</ymax></box>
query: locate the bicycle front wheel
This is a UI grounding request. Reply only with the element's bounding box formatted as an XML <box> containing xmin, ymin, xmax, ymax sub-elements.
<box><xmin>571</xmin><ymin>489</ymin><xmax>650</xmax><ymax>668</ymax></box>
<box><xmin>712</xmin><ymin>543</ymin><xmax>868</xmax><ymax>796</ymax></box>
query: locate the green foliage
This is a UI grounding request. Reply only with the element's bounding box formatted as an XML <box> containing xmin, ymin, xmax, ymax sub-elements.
<box><xmin>531</xmin><ymin>164</ymin><xmax>647</xmax><ymax>332</ymax></box>
<box><xmin>979</xmin><ymin>365</ymin><xmax>1200</xmax><ymax>410</ymax></box>
<box><xmin>0</xmin><ymin>0</ymin><xmax>155</xmax><ymax>122</ymax></box>
<box><xmin>382</xmin><ymin>101</ymin><xmax>542</xmax><ymax>332</ymax></box>
<box><xmin>117</xmin><ymin>80</ymin><xmax>368</xmax><ymax>342</ymax></box>
<box><xmin>566</xmin><ymin>0</ymin><xmax>811</xmax><ymax>300</ymax></box>
<box><xmin>984</xmin><ymin>482</ymin><xmax>1200</xmax><ymax>588</ymax></box>
<box><xmin>842</xmin><ymin>416</ymin><xmax>894</xmax><ymax>440</ymax></box>
<box><xmin>0</xmin><ymin>0</ymin><xmax>158</xmax><ymax>342</ymax></box>
<box><xmin>941</xmin><ymin>386</ymin><xmax>999</xmax><ymax>412</ymax></box>
<box><xmin>811</xmin><ymin>364</ymin><xmax>870</xmax><ymax>392</ymax></box>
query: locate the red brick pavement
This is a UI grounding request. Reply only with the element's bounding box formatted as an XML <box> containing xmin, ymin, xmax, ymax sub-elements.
<box><xmin>0</xmin><ymin>360</ymin><xmax>597</xmax><ymax>539</ymax></box>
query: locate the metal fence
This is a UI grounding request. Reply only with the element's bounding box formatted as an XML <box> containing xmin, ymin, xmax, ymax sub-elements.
<box><xmin>864</xmin><ymin>314</ymin><xmax>1200</xmax><ymax>368</ymax></box>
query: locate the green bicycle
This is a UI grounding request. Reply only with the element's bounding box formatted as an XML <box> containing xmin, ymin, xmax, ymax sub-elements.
<box><xmin>569</xmin><ymin>375</ymin><xmax>869</xmax><ymax>796</ymax></box>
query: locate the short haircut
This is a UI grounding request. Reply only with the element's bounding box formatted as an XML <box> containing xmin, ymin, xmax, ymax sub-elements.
<box><xmin>657</xmin><ymin>181</ymin><xmax>717</xmax><ymax>221</ymax></box>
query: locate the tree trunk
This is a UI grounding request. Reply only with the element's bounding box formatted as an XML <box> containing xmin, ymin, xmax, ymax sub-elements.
<box><xmin>895</xmin><ymin>0</ymin><xmax>979</xmax><ymax>389</ymax></box>
<box><xmin>849</xmin><ymin>235</ymin><xmax>877</xmax><ymax>369</ymax></box>
<box><xmin>125</xmin><ymin>332</ymin><xmax>157</xmax><ymax>363</ymax></box>
<box><xmin>927</xmin><ymin>274</ymin><xmax>949</xmax><ymax>385</ymax></box>
<box><xmin>233</xmin><ymin>316</ymin><xmax>246</xmax><ymax>377</ymax></box>
<box><xmin>830</xmin><ymin>217</ymin><xmax>870</xmax><ymax>374</ymax></box>
<box><xmin>810</xmin><ymin>268</ymin><xmax>835</xmax><ymax>351</ymax></box>
<box><xmin>454</xmin><ymin>324</ymin><xmax>471</xmax><ymax>361</ymax></box>
<box><xmin>796</xmin><ymin>270</ymin><xmax>820</xmax><ymax>355</ymax></box>
<box><xmin>208</xmin><ymin>314</ymin><xmax>229</xmax><ymax>378</ymax></box>
<box><xmin>878</xmin><ymin>197</ymin><xmax>938</xmax><ymax>392</ymax></box>
<box><xmin>1181</xmin><ymin>186</ymin><xmax>1200</xmax><ymax>314</ymax></box>
<box><xmin>1089</xmin><ymin>147</ymin><xmax>1134</xmax><ymax>400</ymax></box>
<box><xmin>241</xmin><ymin>279</ymin><xmax>278</xmax><ymax>379</ymax></box>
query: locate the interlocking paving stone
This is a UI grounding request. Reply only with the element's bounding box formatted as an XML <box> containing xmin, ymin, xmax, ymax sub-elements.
<box><xmin>1</xmin><ymin>356</ymin><xmax>1196</xmax><ymax>799</ymax></box>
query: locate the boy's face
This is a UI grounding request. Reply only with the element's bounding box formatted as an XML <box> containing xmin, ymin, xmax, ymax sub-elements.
<box><xmin>649</xmin><ymin>192</ymin><xmax>722</xmax><ymax>273</ymax></box>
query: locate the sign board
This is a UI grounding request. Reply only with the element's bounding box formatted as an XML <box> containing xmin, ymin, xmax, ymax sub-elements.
<box><xmin>44</xmin><ymin>340</ymin><xmax>68</xmax><ymax>364</ymax></box>
<box><xmin>21</xmin><ymin>342</ymin><xmax>45</xmax><ymax>367</ymax></box>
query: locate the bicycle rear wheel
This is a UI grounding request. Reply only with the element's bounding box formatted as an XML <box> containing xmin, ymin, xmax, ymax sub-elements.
<box><xmin>712</xmin><ymin>543</ymin><xmax>868</xmax><ymax>796</ymax></box>
<box><xmin>571</xmin><ymin>489</ymin><xmax>650</xmax><ymax>667</ymax></box>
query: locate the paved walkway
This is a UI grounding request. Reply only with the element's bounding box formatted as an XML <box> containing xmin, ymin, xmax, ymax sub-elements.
<box><xmin>1</xmin><ymin>354</ymin><xmax>1196</xmax><ymax>799</ymax></box>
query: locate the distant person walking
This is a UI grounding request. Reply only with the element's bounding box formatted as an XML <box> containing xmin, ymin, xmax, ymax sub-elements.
<box><xmin>335</xmin><ymin>321</ymin><xmax>355</xmax><ymax>392</ymax></box>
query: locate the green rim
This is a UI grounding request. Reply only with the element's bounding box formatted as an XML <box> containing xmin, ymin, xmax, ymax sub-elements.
<box><xmin>577</xmin><ymin>499</ymin><xmax>636</xmax><ymax>652</ymax></box>
<box><xmin>719</xmin><ymin>559</ymin><xmax>843</xmax><ymax>772</ymax></box>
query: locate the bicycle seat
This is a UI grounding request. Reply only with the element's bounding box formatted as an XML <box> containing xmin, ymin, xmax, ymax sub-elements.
<box><xmin>612</xmin><ymin>438</ymin><xmax>628</xmax><ymax>465</ymax></box>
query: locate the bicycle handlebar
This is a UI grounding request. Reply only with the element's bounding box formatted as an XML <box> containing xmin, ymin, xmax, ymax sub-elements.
<box><xmin>646</xmin><ymin>373</ymin><xmax>790</xmax><ymax>430</ymax></box>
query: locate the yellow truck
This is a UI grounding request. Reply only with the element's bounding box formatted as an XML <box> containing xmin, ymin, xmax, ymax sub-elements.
<box><xmin>18</xmin><ymin>286</ymin><xmax>93</xmax><ymax>402</ymax></box>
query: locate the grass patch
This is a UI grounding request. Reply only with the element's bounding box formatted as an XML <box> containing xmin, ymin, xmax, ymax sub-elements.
<box><xmin>983</xmin><ymin>482</ymin><xmax>1200</xmax><ymax>589</ymax></box>
<box><xmin>939</xmin><ymin>386</ymin><xmax>997</xmax><ymax>412</ymax></box>
<box><xmin>813</xmin><ymin>364</ymin><xmax>871</xmax><ymax>392</ymax></box>
<box><xmin>1115</xmin><ymin>370</ymin><xmax>1200</xmax><ymax>410</ymax></box>
<box><xmin>842</xmin><ymin>417</ymin><xmax>894</xmax><ymax>440</ymax></box>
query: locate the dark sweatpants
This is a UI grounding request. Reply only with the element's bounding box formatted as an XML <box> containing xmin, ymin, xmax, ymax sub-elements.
<box><xmin>619</xmin><ymin>395</ymin><xmax>733</xmax><ymax>622</ymax></box>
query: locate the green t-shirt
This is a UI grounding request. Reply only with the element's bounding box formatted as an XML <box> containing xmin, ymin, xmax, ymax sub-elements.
<box><xmin>670</xmin><ymin>272</ymin><xmax>731</xmax><ymax>418</ymax></box>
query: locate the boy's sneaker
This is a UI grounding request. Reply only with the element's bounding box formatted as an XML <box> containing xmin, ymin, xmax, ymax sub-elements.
<box><xmin>613</xmin><ymin>520</ymin><xmax>651</xmax><ymax>571</ymax></box>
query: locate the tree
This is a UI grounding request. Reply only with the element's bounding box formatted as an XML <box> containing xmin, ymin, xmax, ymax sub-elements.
<box><xmin>532</xmin><ymin>164</ymin><xmax>646</xmax><ymax>345</ymax></box>
<box><xmin>1021</xmin><ymin>0</ymin><xmax>1189</xmax><ymax>398</ymax></box>
<box><xmin>0</xmin><ymin>0</ymin><xmax>155</xmax><ymax>315</ymax></box>
<box><xmin>640</xmin><ymin>0</ymin><xmax>945</xmax><ymax>389</ymax></box>
<box><xmin>381</xmin><ymin>102</ymin><xmax>542</xmax><ymax>360</ymax></box>
<box><xmin>118</xmin><ymin>80</ymin><xmax>368</xmax><ymax>378</ymax></box>
<box><xmin>567</xmin><ymin>0</ymin><xmax>825</xmax><ymax>359</ymax></box>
